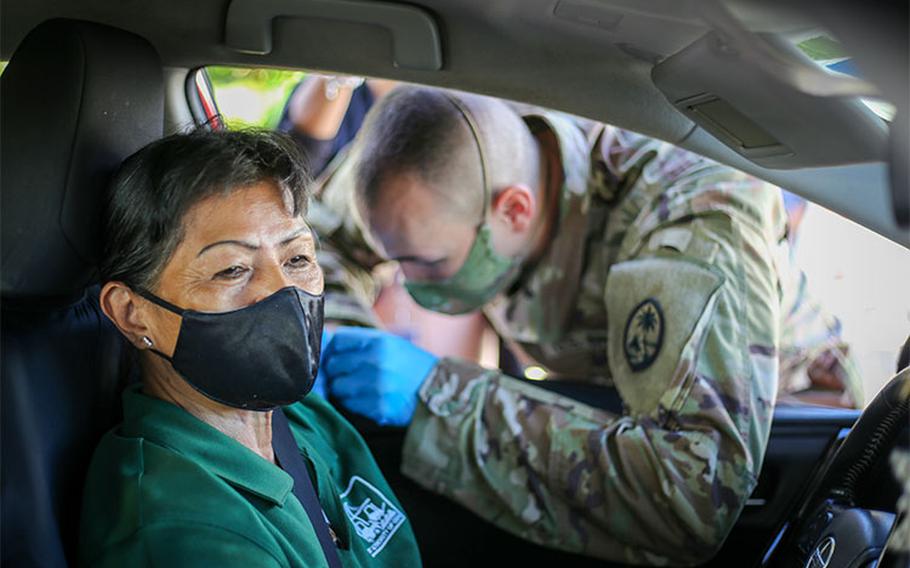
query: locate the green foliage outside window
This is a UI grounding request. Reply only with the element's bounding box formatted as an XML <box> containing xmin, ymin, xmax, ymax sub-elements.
<box><xmin>206</xmin><ymin>66</ymin><xmax>306</xmax><ymax>129</ymax></box>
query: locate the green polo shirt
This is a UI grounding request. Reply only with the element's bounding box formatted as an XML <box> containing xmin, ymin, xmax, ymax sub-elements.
<box><xmin>79</xmin><ymin>385</ymin><xmax>421</xmax><ymax>567</ymax></box>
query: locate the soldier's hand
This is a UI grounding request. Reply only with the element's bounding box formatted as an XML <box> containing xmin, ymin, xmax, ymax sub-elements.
<box><xmin>321</xmin><ymin>327</ymin><xmax>438</xmax><ymax>426</ymax></box>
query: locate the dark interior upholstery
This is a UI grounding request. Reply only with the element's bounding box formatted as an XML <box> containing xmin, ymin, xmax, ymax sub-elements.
<box><xmin>0</xmin><ymin>19</ymin><xmax>163</xmax><ymax>567</ymax></box>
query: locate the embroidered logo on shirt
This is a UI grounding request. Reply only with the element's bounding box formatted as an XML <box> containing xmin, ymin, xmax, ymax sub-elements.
<box><xmin>623</xmin><ymin>298</ymin><xmax>664</xmax><ymax>372</ymax></box>
<box><xmin>340</xmin><ymin>476</ymin><xmax>405</xmax><ymax>557</ymax></box>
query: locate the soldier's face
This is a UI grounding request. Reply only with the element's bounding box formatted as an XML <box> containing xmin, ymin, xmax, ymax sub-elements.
<box><xmin>362</xmin><ymin>170</ymin><xmax>538</xmax><ymax>284</ymax></box>
<box><xmin>363</xmin><ymin>171</ymin><xmax>480</xmax><ymax>282</ymax></box>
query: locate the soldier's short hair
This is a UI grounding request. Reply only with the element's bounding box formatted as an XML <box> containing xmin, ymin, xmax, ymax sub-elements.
<box><xmin>353</xmin><ymin>86</ymin><xmax>481</xmax><ymax>219</ymax></box>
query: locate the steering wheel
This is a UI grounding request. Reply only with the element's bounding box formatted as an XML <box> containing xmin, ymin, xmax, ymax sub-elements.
<box><xmin>765</xmin><ymin>368</ymin><xmax>909</xmax><ymax>567</ymax></box>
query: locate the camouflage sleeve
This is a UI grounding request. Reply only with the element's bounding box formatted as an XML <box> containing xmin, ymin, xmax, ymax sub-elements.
<box><xmin>401</xmin><ymin>203</ymin><xmax>781</xmax><ymax>564</ymax></box>
<box><xmin>316</xmin><ymin>229</ymin><xmax>380</xmax><ymax>328</ymax></box>
<box><xmin>777</xmin><ymin>246</ymin><xmax>863</xmax><ymax>405</ymax></box>
<box><xmin>308</xmin><ymin>147</ymin><xmax>386</xmax><ymax>328</ymax></box>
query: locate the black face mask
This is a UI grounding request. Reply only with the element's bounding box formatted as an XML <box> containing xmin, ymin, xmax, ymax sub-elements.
<box><xmin>136</xmin><ymin>286</ymin><xmax>325</xmax><ymax>411</ymax></box>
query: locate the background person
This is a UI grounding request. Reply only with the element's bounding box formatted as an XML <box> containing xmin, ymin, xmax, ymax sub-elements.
<box><xmin>278</xmin><ymin>75</ymin><xmax>397</xmax><ymax>178</ymax></box>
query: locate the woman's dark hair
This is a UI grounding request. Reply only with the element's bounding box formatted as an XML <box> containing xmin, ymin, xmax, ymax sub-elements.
<box><xmin>100</xmin><ymin>129</ymin><xmax>310</xmax><ymax>290</ymax></box>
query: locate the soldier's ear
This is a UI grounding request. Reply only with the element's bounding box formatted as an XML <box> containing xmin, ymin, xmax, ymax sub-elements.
<box><xmin>491</xmin><ymin>184</ymin><xmax>536</xmax><ymax>233</ymax></box>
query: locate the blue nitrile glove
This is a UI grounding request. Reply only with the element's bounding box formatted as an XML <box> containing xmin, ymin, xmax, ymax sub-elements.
<box><xmin>310</xmin><ymin>329</ymin><xmax>334</xmax><ymax>399</ymax></box>
<box><xmin>322</xmin><ymin>327</ymin><xmax>439</xmax><ymax>426</ymax></box>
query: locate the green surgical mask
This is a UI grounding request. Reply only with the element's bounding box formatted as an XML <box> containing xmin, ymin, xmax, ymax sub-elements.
<box><xmin>405</xmin><ymin>224</ymin><xmax>520</xmax><ymax>314</ymax></box>
<box><xmin>403</xmin><ymin>94</ymin><xmax>521</xmax><ymax>315</ymax></box>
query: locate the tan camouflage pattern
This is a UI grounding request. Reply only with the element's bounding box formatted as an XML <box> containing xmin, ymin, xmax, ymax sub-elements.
<box><xmin>308</xmin><ymin>148</ymin><xmax>385</xmax><ymax>328</ymax></box>
<box><xmin>400</xmin><ymin>114</ymin><xmax>789</xmax><ymax>565</ymax></box>
<box><xmin>306</xmin><ymin>103</ymin><xmax>859</xmax><ymax>563</ymax></box>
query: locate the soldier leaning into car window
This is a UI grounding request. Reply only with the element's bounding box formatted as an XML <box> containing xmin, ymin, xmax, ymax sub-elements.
<box><xmin>79</xmin><ymin>130</ymin><xmax>421</xmax><ymax>568</ymax></box>
<box><xmin>288</xmin><ymin>77</ymin><xmax>493</xmax><ymax>370</ymax></box>
<box><xmin>310</xmin><ymin>86</ymin><xmax>788</xmax><ymax>566</ymax></box>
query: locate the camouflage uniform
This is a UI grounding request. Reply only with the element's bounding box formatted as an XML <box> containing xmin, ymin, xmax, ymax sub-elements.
<box><xmin>308</xmin><ymin>150</ymin><xmax>385</xmax><ymax>328</ymax></box>
<box><xmin>394</xmin><ymin>115</ymin><xmax>788</xmax><ymax>566</ymax></box>
<box><xmin>310</xmin><ymin>115</ymin><xmax>862</xmax><ymax>408</ymax></box>
<box><xmin>311</xmin><ymin>106</ymin><xmax>812</xmax><ymax>563</ymax></box>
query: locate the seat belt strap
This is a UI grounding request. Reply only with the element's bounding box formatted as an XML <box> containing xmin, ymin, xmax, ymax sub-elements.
<box><xmin>272</xmin><ymin>409</ymin><xmax>344</xmax><ymax>568</ymax></box>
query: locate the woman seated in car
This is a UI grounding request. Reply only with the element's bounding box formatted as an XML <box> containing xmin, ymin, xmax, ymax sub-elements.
<box><xmin>79</xmin><ymin>129</ymin><xmax>421</xmax><ymax>567</ymax></box>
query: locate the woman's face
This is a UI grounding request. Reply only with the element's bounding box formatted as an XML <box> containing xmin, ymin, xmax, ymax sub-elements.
<box><xmin>144</xmin><ymin>181</ymin><xmax>323</xmax><ymax>354</ymax></box>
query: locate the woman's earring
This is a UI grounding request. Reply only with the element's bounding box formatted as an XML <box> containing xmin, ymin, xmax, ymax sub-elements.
<box><xmin>141</xmin><ymin>336</ymin><xmax>154</xmax><ymax>348</ymax></box>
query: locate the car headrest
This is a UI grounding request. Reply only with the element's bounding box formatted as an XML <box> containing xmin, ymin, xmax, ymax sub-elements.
<box><xmin>1</xmin><ymin>19</ymin><xmax>164</xmax><ymax>305</ymax></box>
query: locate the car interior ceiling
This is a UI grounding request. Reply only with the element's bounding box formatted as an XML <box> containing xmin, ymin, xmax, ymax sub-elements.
<box><xmin>0</xmin><ymin>2</ymin><xmax>908</xmax><ymax>568</ymax></box>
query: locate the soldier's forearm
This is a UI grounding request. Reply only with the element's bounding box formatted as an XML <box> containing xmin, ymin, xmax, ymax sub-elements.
<box><xmin>401</xmin><ymin>358</ymin><xmax>756</xmax><ymax>565</ymax></box>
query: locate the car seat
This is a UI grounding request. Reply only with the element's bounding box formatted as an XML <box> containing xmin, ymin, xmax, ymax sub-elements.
<box><xmin>1</xmin><ymin>19</ymin><xmax>163</xmax><ymax>567</ymax></box>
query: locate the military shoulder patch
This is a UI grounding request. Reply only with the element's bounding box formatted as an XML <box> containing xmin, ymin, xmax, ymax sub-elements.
<box><xmin>623</xmin><ymin>298</ymin><xmax>664</xmax><ymax>372</ymax></box>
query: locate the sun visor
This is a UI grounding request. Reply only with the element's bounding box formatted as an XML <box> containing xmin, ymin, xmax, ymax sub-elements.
<box><xmin>652</xmin><ymin>31</ymin><xmax>888</xmax><ymax>169</ymax></box>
